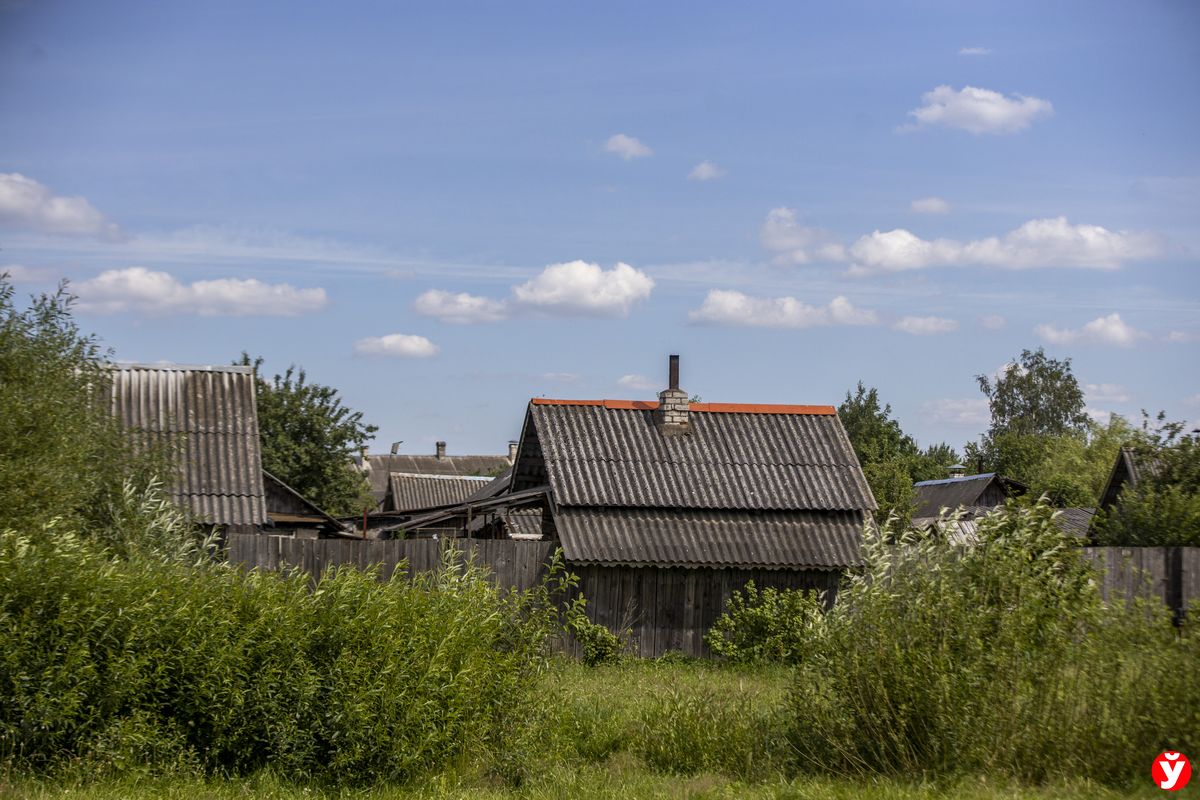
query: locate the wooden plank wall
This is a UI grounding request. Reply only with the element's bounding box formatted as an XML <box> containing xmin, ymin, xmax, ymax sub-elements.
<box><xmin>227</xmin><ymin>537</ymin><xmax>1199</xmax><ymax>659</ymax></box>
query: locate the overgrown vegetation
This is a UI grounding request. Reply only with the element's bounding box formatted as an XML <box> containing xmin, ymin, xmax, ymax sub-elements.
<box><xmin>780</xmin><ymin>502</ymin><xmax>1199</xmax><ymax>783</ymax></box>
<box><xmin>0</xmin><ymin>526</ymin><xmax>564</xmax><ymax>783</ymax></box>
<box><xmin>704</xmin><ymin>581</ymin><xmax>826</xmax><ymax>663</ymax></box>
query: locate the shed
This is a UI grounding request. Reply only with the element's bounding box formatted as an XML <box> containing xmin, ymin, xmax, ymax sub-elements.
<box><xmin>263</xmin><ymin>470</ymin><xmax>355</xmax><ymax>538</ymax></box>
<box><xmin>108</xmin><ymin>363</ymin><xmax>267</xmax><ymax>532</ymax></box>
<box><xmin>358</xmin><ymin>441</ymin><xmax>515</xmax><ymax>509</ymax></box>
<box><xmin>911</xmin><ymin>472</ymin><xmax>1027</xmax><ymax>528</ymax></box>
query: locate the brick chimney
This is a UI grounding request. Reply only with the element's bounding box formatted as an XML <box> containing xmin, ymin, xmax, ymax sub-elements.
<box><xmin>436</xmin><ymin>441</ymin><xmax>447</xmax><ymax>459</ymax></box>
<box><xmin>508</xmin><ymin>440</ymin><xmax>518</xmax><ymax>461</ymax></box>
<box><xmin>656</xmin><ymin>354</ymin><xmax>690</xmax><ymax>433</ymax></box>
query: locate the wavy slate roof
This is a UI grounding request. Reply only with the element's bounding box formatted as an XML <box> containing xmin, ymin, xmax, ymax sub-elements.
<box><xmin>362</xmin><ymin>452</ymin><xmax>512</xmax><ymax>504</ymax></box>
<box><xmin>528</xmin><ymin>400</ymin><xmax>874</xmax><ymax>511</ymax></box>
<box><xmin>517</xmin><ymin>399</ymin><xmax>874</xmax><ymax>569</ymax></box>
<box><xmin>912</xmin><ymin>473</ymin><xmax>1027</xmax><ymax>519</ymax></box>
<box><xmin>386</xmin><ymin>472</ymin><xmax>493</xmax><ymax>513</ymax></box>
<box><xmin>108</xmin><ymin>364</ymin><xmax>267</xmax><ymax>527</ymax></box>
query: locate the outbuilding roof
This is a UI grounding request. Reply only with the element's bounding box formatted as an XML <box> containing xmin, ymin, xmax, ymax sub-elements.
<box><xmin>108</xmin><ymin>364</ymin><xmax>267</xmax><ymax>528</ymax></box>
<box><xmin>912</xmin><ymin>472</ymin><xmax>1027</xmax><ymax>519</ymax></box>
<box><xmin>386</xmin><ymin>472</ymin><xmax>493</xmax><ymax>513</ymax></box>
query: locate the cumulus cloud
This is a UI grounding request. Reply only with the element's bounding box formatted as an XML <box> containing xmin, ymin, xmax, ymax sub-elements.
<box><xmin>1034</xmin><ymin>313</ymin><xmax>1148</xmax><ymax>347</ymax></box>
<box><xmin>415</xmin><ymin>261</ymin><xmax>655</xmax><ymax>322</ymax></box>
<box><xmin>902</xmin><ymin>85</ymin><xmax>1053</xmax><ymax>135</ymax></box>
<box><xmin>893</xmin><ymin>315</ymin><xmax>959</xmax><ymax>335</ymax></box>
<box><xmin>688</xmin><ymin>290</ymin><xmax>878</xmax><ymax>329</ymax></box>
<box><xmin>0</xmin><ymin>173</ymin><xmax>123</xmax><ymax>240</ymax></box>
<box><xmin>759</xmin><ymin>207</ymin><xmax>847</xmax><ymax>265</ymax></box>
<box><xmin>980</xmin><ymin>314</ymin><xmax>1007</xmax><ymax>330</ymax></box>
<box><xmin>958</xmin><ymin>46</ymin><xmax>992</xmax><ymax>56</ymax></box>
<box><xmin>353</xmin><ymin>333</ymin><xmax>439</xmax><ymax>358</ymax></box>
<box><xmin>910</xmin><ymin>196</ymin><xmax>951</xmax><ymax>214</ymax></box>
<box><xmin>512</xmin><ymin>260</ymin><xmax>654</xmax><ymax>317</ymax></box>
<box><xmin>847</xmin><ymin>217</ymin><xmax>1161</xmax><ymax>275</ymax></box>
<box><xmin>617</xmin><ymin>374</ymin><xmax>659</xmax><ymax>391</ymax></box>
<box><xmin>923</xmin><ymin>398</ymin><xmax>990</xmax><ymax>428</ymax></box>
<box><xmin>603</xmin><ymin>133</ymin><xmax>652</xmax><ymax>160</ymax></box>
<box><xmin>75</xmin><ymin>267</ymin><xmax>328</xmax><ymax>316</ymax></box>
<box><xmin>413</xmin><ymin>289</ymin><xmax>508</xmax><ymax>324</ymax></box>
<box><xmin>1085</xmin><ymin>383</ymin><xmax>1131</xmax><ymax>403</ymax></box>
<box><xmin>688</xmin><ymin>161</ymin><xmax>726</xmax><ymax>181</ymax></box>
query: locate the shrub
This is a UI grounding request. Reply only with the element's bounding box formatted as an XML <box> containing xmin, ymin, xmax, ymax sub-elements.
<box><xmin>567</xmin><ymin>608</ymin><xmax>623</xmax><ymax>667</ymax></box>
<box><xmin>784</xmin><ymin>501</ymin><xmax>1200</xmax><ymax>784</ymax></box>
<box><xmin>704</xmin><ymin>581</ymin><xmax>826</xmax><ymax>663</ymax></box>
<box><xmin>0</xmin><ymin>527</ymin><xmax>563</xmax><ymax>783</ymax></box>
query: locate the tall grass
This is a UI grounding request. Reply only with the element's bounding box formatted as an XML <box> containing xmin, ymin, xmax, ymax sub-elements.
<box><xmin>782</xmin><ymin>501</ymin><xmax>1200</xmax><ymax>784</ymax></box>
<box><xmin>0</xmin><ymin>521</ymin><xmax>563</xmax><ymax>783</ymax></box>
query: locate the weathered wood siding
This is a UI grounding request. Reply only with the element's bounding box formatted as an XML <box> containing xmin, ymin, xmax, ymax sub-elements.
<box><xmin>226</xmin><ymin>536</ymin><xmax>1200</xmax><ymax>659</ymax></box>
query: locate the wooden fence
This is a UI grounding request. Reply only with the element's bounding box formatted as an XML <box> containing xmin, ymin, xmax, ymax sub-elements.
<box><xmin>226</xmin><ymin>536</ymin><xmax>1200</xmax><ymax>658</ymax></box>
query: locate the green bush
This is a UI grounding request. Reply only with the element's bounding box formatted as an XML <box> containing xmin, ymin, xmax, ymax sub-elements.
<box><xmin>0</xmin><ymin>526</ymin><xmax>562</xmax><ymax>783</ymax></box>
<box><xmin>784</xmin><ymin>501</ymin><xmax>1200</xmax><ymax>784</ymax></box>
<box><xmin>566</xmin><ymin>608</ymin><xmax>623</xmax><ymax>667</ymax></box>
<box><xmin>704</xmin><ymin>581</ymin><xmax>827</xmax><ymax>663</ymax></box>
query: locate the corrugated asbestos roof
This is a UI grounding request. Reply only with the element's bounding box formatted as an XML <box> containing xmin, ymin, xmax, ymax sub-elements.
<box><xmin>912</xmin><ymin>473</ymin><xmax>1026</xmax><ymax>518</ymax></box>
<box><xmin>108</xmin><ymin>364</ymin><xmax>266</xmax><ymax>527</ymax></box>
<box><xmin>363</xmin><ymin>453</ymin><xmax>512</xmax><ymax>502</ymax></box>
<box><xmin>1054</xmin><ymin>507</ymin><xmax>1095</xmax><ymax>539</ymax></box>
<box><xmin>386</xmin><ymin>472</ymin><xmax>492</xmax><ymax>513</ymax></box>
<box><xmin>555</xmin><ymin>508</ymin><xmax>864</xmax><ymax>569</ymax></box>
<box><xmin>529</xmin><ymin>402</ymin><xmax>875</xmax><ymax>511</ymax></box>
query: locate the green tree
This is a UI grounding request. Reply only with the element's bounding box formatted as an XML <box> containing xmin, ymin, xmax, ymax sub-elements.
<box><xmin>1092</xmin><ymin>413</ymin><xmax>1200</xmax><ymax>545</ymax></box>
<box><xmin>838</xmin><ymin>383</ymin><xmax>959</xmax><ymax>522</ymax></box>
<box><xmin>976</xmin><ymin>348</ymin><xmax>1088</xmax><ymax>440</ymax></box>
<box><xmin>238</xmin><ymin>354</ymin><xmax>376</xmax><ymax>515</ymax></box>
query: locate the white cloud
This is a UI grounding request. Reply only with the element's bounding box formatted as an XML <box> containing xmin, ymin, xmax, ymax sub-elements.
<box><xmin>354</xmin><ymin>333</ymin><xmax>438</xmax><ymax>358</ymax></box>
<box><xmin>903</xmin><ymin>85</ymin><xmax>1052</xmax><ymax>135</ymax></box>
<box><xmin>1085</xmin><ymin>383</ymin><xmax>1131</xmax><ymax>404</ymax></box>
<box><xmin>688</xmin><ymin>290</ymin><xmax>878</xmax><ymax>329</ymax></box>
<box><xmin>848</xmin><ymin>217</ymin><xmax>1161</xmax><ymax>275</ymax></box>
<box><xmin>1035</xmin><ymin>313</ymin><xmax>1148</xmax><ymax>347</ymax></box>
<box><xmin>617</xmin><ymin>374</ymin><xmax>658</xmax><ymax>391</ymax></box>
<box><xmin>910</xmin><ymin>196</ymin><xmax>951</xmax><ymax>215</ymax></box>
<box><xmin>958</xmin><ymin>46</ymin><xmax>992</xmax><ymax>56</ymax></box>
<box><xmin>980</xmin><ymin>314</ymin><xmax>1007</xmax><ymax>330</ymax></box>
<box><xmin>688</xmin><ymin>161</ymin><xmax>726</xmax><ymax>181</ymax></box>
<box><xmin>512</xmin><ymin>260</ymin><xmax>654</xmax><ymax>317</ymax></box>
<box><xmin>413</xmin><ymin>289</ymin><xmax>508</xmax><ymax>323</ymax></box>
<box><xmin>1086</xmin><ymin>407</ymin><xmax>1114</xmax><ymax>425</ymax></box>
<box><xmin>923</xmin><ymin>398</ymin><xmax>990</xmax><ymax>428</ymax></box>
<box><xmin>603</xmin><ymin>133</ymin><xmax>652</xmax><ymax>160</ymax></box>
<box><xmin>893</xmin><ymin>315</ymin><xmax>959</xmax><ymax>335</ymax></box>
<box><xmin>1165</xmin><ymin>330</ymin><xmax>1198</xmax><ymax>343</ymax></box>
<box><xmin>76</xmin><ymin>267</ymin><xmax>328</xmax><ymax>316</ymax></box>
<box><xmin>0</xmin><ymin>173</ymin><xmax>122</xmax><ymax>240</ymax></box>
<box><xmin>759</xmin><ymin>207</ymin><xmax>847</xmax><ymax>266</ymax></box>
<box><xmin>1</xmin><ymin>264</ymin><xmax>57</xmax><ymax>283</ymax></box>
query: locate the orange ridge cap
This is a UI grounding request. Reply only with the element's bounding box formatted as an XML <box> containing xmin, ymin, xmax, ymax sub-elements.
<box><xmin>530</xmin><ymin>398</ymin><xmax>835</xmax><ymax>415</ymax></box>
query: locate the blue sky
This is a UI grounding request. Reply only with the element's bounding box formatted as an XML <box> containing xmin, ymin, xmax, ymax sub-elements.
<box><xmin>2</xmin><ymin>0</ymin><xmax>1198</xmax><ymax>456</ymax></box>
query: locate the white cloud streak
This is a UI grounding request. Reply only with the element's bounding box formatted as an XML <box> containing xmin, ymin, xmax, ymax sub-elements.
<box><xmin>688</xmin><ymin>161</ymin><xmax>726</xmax><ymax>181</ymax></box>
<box><xmin>603</xmin><ymin>133</ymin><xmax>653</xmax><ymax>160</ymax></box>
<box><xmin>958</xmin><ymin>46</ymin><xmax>992</xmax><ymax>56</ymax></box>
<box><xmin>1</xmin><ymin>264</ymin><xmax>58</xmax><ymax>283</ymax></box>
<box><xmin>980</xmin><ymin>314</ymin><xmax>1007</xmax><ymax>330</ymax></box>
<box><xmin>923</xmin><ymin>398</ymin><xmax>990</xmax><ymax>428</ymax></box>
<box><xmin>617</xmin><ymin>374</ymin><xmax>658</xmax><ymax>391</ymax></box>
<box><xmin>847</xmin><ymin>217</ymin><xmax>1161</xmax><ymax>275</ymax></box>
<box><xmin>893</xmin><ymin>315</ymin><xmax>959</xmax><ymax>335</ymax></box>
<box><xmin>903</xmin><ymin>85</ymin><xmax>1052</xmax><ymax>135</ymax></box>
<box><xmin>910</xmin><ymin>196</ymin><xmax>951</xmax><ymax>215</ymax></box>
<box><xmin>689</xmin><ymin>290</ymin><xmax>878</xmax><ymax>329</ymax></box>
<box><xmin>0</xmin><ymin>173</ymin><xmax>122</xmax><ymax>240</ymax></box>
<box><xmin>759</xmin><ymin>207</ymin><xmax>847</xmax><ymax>265</ymax></box>
<box><xmin>1035</xmin><ymin>313</ymin><xmax>1148</xmax><ymax>347</ymax></box>
<box><xmin>76</xmin><ymin>267</ymin><xmax>328</xmax><ymax>317</ymax></box>
<box><xmin>1085</xmin><ymin>383</ymin><xmax>1131</xmax><ymax>403</ymax></box>
<box><xmin>353</xmin><ymin>333</ymin><xmax>439</xmax><ymax>358</ymax></box>
<box><xmin>415</xmin><ymin>260</ymin><xmax>655</xmax><ymax>323</ymax></box>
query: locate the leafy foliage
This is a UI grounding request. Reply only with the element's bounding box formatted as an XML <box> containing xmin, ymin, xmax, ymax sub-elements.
<box><xmin>783</xmin><ymin>501</ymin><xmax>1199</xmax><ymax>783</ymax></box>
<box><xmin>705</xmin><ymin>581</ymin><xmax>827</xmax><ymax>663</ymax></box>
<box><xmin>1092</xmin><ymin>413</ymin><xmax>1200</xmax><ymax>545</ymax></box>
<box><xmin>975</xmin><ymin>348</ymin><xmax>1089</xmax><ymax>440</ymax></box>
<box><xmin>0</xmin><ymin>277</ymin><xmax>168</xmax><ymax>538</ymax></box>
<box><xmin>237</xmin><ymin>354</ymin><xmax>377</xmax><ymax>515</ymax></box>
<box><xmin>839</xmin><ymin>382</ymin><xmax>959</xmax><ymax>521</ymax></box>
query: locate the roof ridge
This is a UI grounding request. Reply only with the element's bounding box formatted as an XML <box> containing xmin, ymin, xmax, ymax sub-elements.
<box><xmin>531</xmin><ymin>398</ymin><xmax>836</xmax><ymax>415</ymax></box>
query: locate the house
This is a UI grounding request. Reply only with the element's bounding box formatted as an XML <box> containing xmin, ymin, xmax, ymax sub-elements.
<box><xmin>381</xmin><ymin>355</ymin><xmax>877</xmax><ymax>656</ymax></box>
<box><xmin>358</xmin><ymin>441</ymin><xmax>516</xmax><ymax>510</ymax></box>
<box><xmin>109</xmin><ymin>363</ymin><xmax>352</xmax><ymax>539</ymax></box>
<box><xmin>1097</xmin><ymin>446</ymin><xmax>1162</xmax><ymax>514</ymax></box>
<box><xmin>912</xmin><ymin>471</ymin><xmax>1094</xmax><ymax>541</ymax></box>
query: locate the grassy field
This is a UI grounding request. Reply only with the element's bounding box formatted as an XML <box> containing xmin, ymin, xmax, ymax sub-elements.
<box><xmin>2</xmin><ymin>660</ymin><xmax>1170</xmax><ymax>799</ymax></box>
